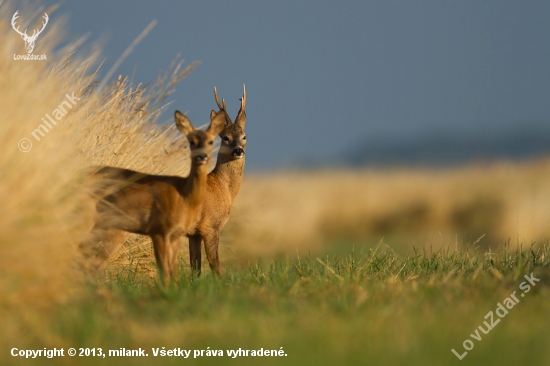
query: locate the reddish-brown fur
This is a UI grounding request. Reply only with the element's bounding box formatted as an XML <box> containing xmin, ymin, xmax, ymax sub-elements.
<box><xmin>186</xmin><ymin>86</ymin><xmax>247</xmax><ymax>275</ymax></box>
<box><xmin>80</xmin><ymin>110</ymin><xmax>226</xmax><ymax>286</ymax></box>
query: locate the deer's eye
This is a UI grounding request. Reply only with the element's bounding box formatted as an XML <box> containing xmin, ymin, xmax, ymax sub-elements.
<box><xmin>222</xmin><ymin>136</ymin><xmax>230</xmax><ymax>142</ymax></box>
<box><xmin>243</xmin><ymin>135</ymin><xmax>246</xmax><ymax>140</ymax></box>
<box><xmin>208</xmin><ymin>140</ymin><xmax>214</xmax><ymax>145</ymax></box>
<box><xmin>189</xmin><ymin>141</ymin><xmax>196</xmax><ymax>147</ymax></box>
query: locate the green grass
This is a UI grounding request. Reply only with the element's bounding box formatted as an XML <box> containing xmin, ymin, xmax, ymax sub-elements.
<box><xmin>4</xmin><ymin>243</ymin><xmax>550</xmax><ymax>365</ymax></box>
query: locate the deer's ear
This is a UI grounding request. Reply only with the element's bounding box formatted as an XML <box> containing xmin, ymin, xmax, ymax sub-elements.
<box><xmin>208</xmin><ymin>111</ymin><xmax>226</xmax><ymax>136</ymax></box>
<box><xmin>213</xmin><ymin>109</ymin><xmax>233</xmax><ymax>126</ymax></box>
<box><xmin>175</xmin><ymin>111</ymin><xmax>194</xmax><ymax>135</ymax></box>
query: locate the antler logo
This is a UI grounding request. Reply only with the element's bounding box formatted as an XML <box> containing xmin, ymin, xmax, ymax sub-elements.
<box><xmin>11</xmin><ymin>11</ymin><xmax>49</xmax><ymax>54</ymax></box>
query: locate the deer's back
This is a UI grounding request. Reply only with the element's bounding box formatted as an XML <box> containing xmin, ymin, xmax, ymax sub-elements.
<box><xmin>93</xmin><ymin>166</ymin><xmax>196</xmax><ymax>235</ymax></box>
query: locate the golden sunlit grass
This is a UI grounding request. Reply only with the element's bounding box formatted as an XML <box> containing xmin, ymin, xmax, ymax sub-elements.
<box><xmin>1</xmin><ymin>5</ymin><xmax>92</xmax><ymax>309</ymax></box>
<box><xmin>0</xmin><ymin>1</ymin><xmax>196</xmax><ymax>341</ymax></box>
<box><xmin>224</xmin><ymin>160</ymin><xmax>550</xmax><ymax>261</ymax></box>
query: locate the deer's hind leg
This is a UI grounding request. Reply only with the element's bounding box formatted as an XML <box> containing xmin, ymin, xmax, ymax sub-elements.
<box><xmin>167</xmin><ymin>232</ymin><xmax>184</xmax><ymax>284</ymax></box>
<box><xmin>188</xmin><ymin>234</ymin><xmax>203</xmax><ymax>276</ymax></box>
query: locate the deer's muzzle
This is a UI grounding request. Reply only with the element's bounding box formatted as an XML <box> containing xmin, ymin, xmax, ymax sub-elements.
<box><xmin>194</xmin><ymin>153</ymin><xmax>208</xmax><ymax>165</ymax></box>
<box><xmin>232</xmin><ymin>147</ymin><xmax>245</xmax><ymax>158</ymax></box>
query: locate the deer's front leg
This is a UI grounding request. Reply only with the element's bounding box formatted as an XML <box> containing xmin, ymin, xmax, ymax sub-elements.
<box><xmin>188</xmin><ymin>234</ymin><xmax>203</xmax><ymax>276</ymax></box>
<box><xmin>203</xmin><ymin>231</ymin><xmax>220</xmax><ymax>275</ymax></box>
<box><xmin>151</xmin><ymin>234</ymin><xmax>171</xmax><ymax>287</ymax></box>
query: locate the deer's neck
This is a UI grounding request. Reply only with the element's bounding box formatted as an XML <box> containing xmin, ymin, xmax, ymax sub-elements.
<box><xmin>210</xmin><ymin>155</ymin><xmax>245</xmax><ymax>202</ymax></box>
<box><xmin>183</xmin><ymin>164</ymin><xmax>208</xmax><ymax>207</ymax></box>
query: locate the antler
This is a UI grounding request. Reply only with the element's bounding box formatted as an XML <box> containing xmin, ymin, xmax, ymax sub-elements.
<box><xmin>213</xmin><ymin>86</ymin><xmax>227</xmax><ymax>111</ymax></box>
<box><xmin>235</xmin><ymin>84</ymin><xmax>246</xmax><ymax>124</ymax></box>
<box><xmin>11</xmin><ymin>11</ymin><xmax>27</xmax><ymax>37</ymax></box>
<box><xmin>213</xmin><ymin>86</ymin><xmax>233</xmax><ymax>125</ymax></box>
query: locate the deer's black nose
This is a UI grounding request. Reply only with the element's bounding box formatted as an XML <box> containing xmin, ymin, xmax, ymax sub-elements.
<box><xmin>232</xmin><ymin>147</ymin><xmax>245</xmax><ymax>157</ymax></box>
<box><xmin>194</xmin><ymin>153</ymin><xmax>208</xmax><ymax>164</ymax></box>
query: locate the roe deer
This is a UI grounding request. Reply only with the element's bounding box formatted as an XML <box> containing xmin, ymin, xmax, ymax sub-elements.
<box><xmin>81</xmin><ymin>110</ymin><xmax>226</xmax><ymax>286</ymax></box>
<box><xmin>186</xmin><ymin>85</ymin><xmax>247</xmax><ymax>275</ymax></box>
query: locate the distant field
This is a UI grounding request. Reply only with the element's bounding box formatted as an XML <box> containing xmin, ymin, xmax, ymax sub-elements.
<box><xmin>108</xmin><ymin>159</ymin><xmax>550</xmax><ymax>273</ymax></box>
<box><xmin>229</xmin><ymin>162</ymin><xmax>550</xmax><ymax>256</ymax></box>
<box><xmin>1</xmin><ymin>6</ymin><xmax>549</xmax><ymax>366</ymax></box>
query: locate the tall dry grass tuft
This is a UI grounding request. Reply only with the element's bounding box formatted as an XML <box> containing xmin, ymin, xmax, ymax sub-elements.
<box><xmin>0</xmin><ymin>2</ymin><xmax>198</xmax><ymax>339</ymax></box>
<box><xmin>0</xmin><ymin>4</ymin><xmax>97</xmax><ymax>348</ymax></box>
<box><xmin>0</xmin><ymin>4</ymin><xmax>95</xmax><ymax>309</ymax></box>
<box><xmin>78</xmin><ymin>58</ymin><xmax>200</xmax><ymax>175</ymax></box>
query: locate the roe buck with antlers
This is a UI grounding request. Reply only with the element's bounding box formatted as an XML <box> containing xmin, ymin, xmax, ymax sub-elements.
<box><xmin>81</xmin><ymin>111</ymin><xmax>226</xmax><ymax>286</ymax></box>
<box><xmin>186</xmin><ymin>85</ymin><xmax>248</xmax><ymax>275</ymax></box>
<box><xmin>11</xmin><ymin>11</ymin><xmax>49</xmax><ymax>54</ymax></box>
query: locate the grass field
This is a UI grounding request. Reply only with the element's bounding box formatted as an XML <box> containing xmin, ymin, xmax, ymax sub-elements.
<box><xmin>2</xmin><ymin>5</ymin><xmax>549</xmax><ymax>365</ymax></box>
<box><xmin>5</xmin><ymin>245</ymin><xmax>550</xmax><ymax>365</ymax></box>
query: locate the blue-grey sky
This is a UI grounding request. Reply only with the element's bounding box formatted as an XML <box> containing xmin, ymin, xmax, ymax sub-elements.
<box><xmin>18</xmin><ymin>1</ymin><xmax>550</xmax><ymax>170</ymax></box>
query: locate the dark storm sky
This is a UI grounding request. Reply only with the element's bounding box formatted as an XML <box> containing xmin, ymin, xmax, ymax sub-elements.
<box><xmin>16</xmin><ymin>1</ymin><xmax>550</xmax><ymax>170</ymax></box>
